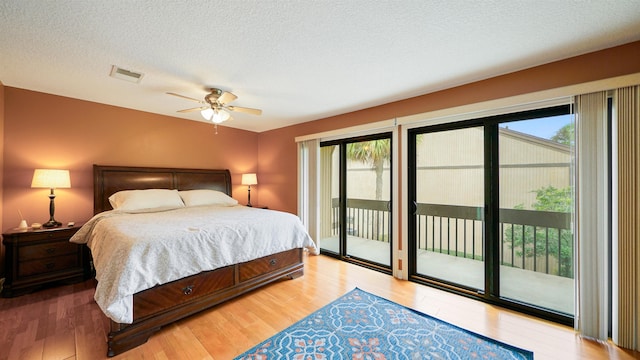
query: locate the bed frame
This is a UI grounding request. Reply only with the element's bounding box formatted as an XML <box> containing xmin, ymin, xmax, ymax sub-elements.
<box><xmin>93</xmin><ymin>165</ymin><xmax>305</xmax><ymax>357</ymax></box>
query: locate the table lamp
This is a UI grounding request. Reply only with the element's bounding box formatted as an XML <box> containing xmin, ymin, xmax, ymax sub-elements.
<box><xmin>31</xmin><ymin>169</ymin><xmax>71</xmax><ymax>228</ymax></box>
<box><xmin>241</xmin><ymin>173</ymin><xmax>257</xmax><ymax>207</ymax></box>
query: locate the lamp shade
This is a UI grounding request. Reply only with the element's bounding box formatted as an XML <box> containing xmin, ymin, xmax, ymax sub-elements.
<box><xmin>200</xmin><ymin>108</ymin><xmax>214</xmax><ymax>120</ymax></box>
<box><xmin>201</xmin><ymin>107</ymin><xmax>231</xmax><ymax>124</ymax></box>
<box><xmin>212</xmin><ymin>109</ymin><xmax>231</xmax><ymax>124</ymax></box>
<box><xmin>241</xmin><ymin>173</ymin><xmax>257</xmax><ymax>186</ymax></box>
<box><xmin>31</xmin><ymin>169</ymin><xmax>71</xmax><ymax>189</ymax></box>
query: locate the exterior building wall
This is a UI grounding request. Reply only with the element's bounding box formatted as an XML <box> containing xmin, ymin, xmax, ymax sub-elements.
<box><xmin>345</xmin><ymin>128</ymin><xmax>572</xmax><ymax>210</ymax></box>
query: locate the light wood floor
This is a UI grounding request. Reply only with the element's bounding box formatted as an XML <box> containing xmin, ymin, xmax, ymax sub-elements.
<box><xmin>1</xmin><ymin>253</ymin><xmax>639</xmax><ymax>360</ymax></box>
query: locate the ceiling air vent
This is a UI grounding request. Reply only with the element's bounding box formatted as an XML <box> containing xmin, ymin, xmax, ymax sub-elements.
<box><xmin>109</xmin><ymin>65</ymin><xmax>144</xmax><ymax>83</ymax></box>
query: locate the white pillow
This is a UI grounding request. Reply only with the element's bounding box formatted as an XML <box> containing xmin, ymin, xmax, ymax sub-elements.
<box><xmin>179</xmin><ymin>189</ymin><xmax>238</xmax><ymax>207</ymax></box>
<box><xmin>109</xmin><ymin>189</ymin><xmax>185</xmax><ymax>211</ymax></box>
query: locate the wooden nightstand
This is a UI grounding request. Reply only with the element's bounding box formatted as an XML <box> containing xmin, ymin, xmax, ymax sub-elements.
<box><xmin>2</xmin><ymin>223</ymin><xmax>91</xmax><ymax>297</ymax></box>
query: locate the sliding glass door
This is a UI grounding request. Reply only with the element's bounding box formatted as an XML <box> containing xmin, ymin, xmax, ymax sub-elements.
<box><xmin>410</xmin><ymin>125</ymin><xmax>485</xmax><ymax>291</ymax></box>
<box><xmin>319</xmin><ymin>133</ymin><xmax>392</xmax><ymax>271</ymax></box>
<box><xmin>498</xmin><ymin>115</ymin><xmax>575</xmax><ymax>315</ymax></box>
<box><xmin>408</xmin><ymin>105</ymin><xmax>575</xmax><ymax>322</ymax></box>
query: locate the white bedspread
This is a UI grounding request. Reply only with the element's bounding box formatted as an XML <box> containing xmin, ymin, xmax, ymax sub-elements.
<box><xmin>70</xmin><ymin>205</ymin><xmax>318</xmax><ymax>324</ymax></box>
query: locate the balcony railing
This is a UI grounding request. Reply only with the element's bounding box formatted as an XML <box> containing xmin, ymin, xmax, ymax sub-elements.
<box><xmin>332</xmin><ymin>198</ymin><xmax>391</xmax><ymax>241</ymax></box>
<box><xmin>331</xmin><ymin>198</ymin><xmax>574</xmax><ymax>278</ymax></box>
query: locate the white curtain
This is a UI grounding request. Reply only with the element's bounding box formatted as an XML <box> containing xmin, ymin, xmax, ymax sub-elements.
<box><xmin>613</xmin><ymin>85</ymin><xmax>640</xmax><ymax>349</ymax></box>
<box><xmin>320</xmin><ymin>146</ymin><xmax>334</xmax><ymax>240</ymax></box>
<box><xmin>575</xmin><ymin>91</ymin><xmax>609</xmax><ymax>341</ymax></box>
<box><xmin>297</xmin><ymin>139</ymin><xmax>320</xmax><ymax>246</ymax></box>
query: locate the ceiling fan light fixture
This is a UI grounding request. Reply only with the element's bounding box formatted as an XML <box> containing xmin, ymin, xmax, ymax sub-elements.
<box><xmin>212</xmin><ymin>109</ymin><xmax>231</xmax><ymax>124</ymax></box>
<box><xmin>201</xmin><ymin>107</ymin><xmax>214</xmax><ymax>121</ymax></box>
<box><xmin>171</xmin><ymin>88</ymin><xmax>258</xmax><ymax>129</ymax></box>
<box><xmin>201</xmin><ymin>107</ymin><xmax>230</xmax><ymax>124</ymax></box>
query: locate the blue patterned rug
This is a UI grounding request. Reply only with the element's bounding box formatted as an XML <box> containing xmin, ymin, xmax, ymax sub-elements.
<box><xmin>235</xmin><ymin>288</ymin><xmax>533</xmax><ymax>359</ymax></box>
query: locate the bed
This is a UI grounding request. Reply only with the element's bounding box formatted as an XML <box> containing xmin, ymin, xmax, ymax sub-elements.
<box><xmin>72</xmin><ymin>165</ymin><xmax>317</xmax><ymax>357</ymax></box>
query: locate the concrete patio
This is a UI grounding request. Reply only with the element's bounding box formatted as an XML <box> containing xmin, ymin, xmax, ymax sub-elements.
<box><xmin>320</xmin><ymin>235</ymin><xmax>574</xmax><ymax>315</ymax></box>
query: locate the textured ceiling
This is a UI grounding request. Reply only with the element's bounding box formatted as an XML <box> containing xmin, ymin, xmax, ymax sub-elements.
<box><xmin>1</xmin><ymin>1</ymin><xmax>640</xmax><ymax>133</ymax></box>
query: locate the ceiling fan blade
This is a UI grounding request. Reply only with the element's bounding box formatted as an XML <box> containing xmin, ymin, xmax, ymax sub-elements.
<box><xmin>167</xmin><ymin>92</ymin><xmax>204</xmax><ymax>103</ymax></box>
<box><xmin>177</xmin><ymin>106</ymin><xmax>208</xmax><ymax>113</ymax></box>
<box><xmin>227</xmin><ymin>105</ymin><xmax>262</xmax><ymax>115</ymax></box>
<box><xmin>217</xmin><ymin>91</ymin><xmax>237</xmax><ymax>105</ymax></box>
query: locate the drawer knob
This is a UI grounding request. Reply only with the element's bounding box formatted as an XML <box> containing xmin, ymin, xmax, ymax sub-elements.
<box><xmin>46</xmin><ymin>248</ymin><xmax>56</xmax><ymax>254</ymax></box>
<box><xmin>183</xmin><ymin>285</ymin><xmax>194</xmax><ymax>295</ymax></box>
<box><xmin>46</xmin><ymin>262</ymin><xmax>56</xmax><ymax>269</ymax></box>
<box><xmin>269</xmin><ymin>259</ymin><xmax>277</xmax><ymax>266</ymax></box>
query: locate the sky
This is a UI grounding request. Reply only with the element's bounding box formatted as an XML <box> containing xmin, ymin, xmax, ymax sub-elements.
<box><xmin>500</xmin><ymin>114</ymin><xmax>574</xmax><ymax>140</ymax></box>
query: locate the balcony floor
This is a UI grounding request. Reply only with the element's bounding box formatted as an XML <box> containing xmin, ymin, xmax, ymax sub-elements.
<box><xmin>320</xmin><ymin>235</ymin><xmax>574</xmax><ymax>315</ymax></box>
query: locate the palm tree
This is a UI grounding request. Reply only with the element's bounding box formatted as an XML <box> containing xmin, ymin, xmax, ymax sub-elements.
<box><xmin>346</xmin><ymin>139</ymin><xmax>390</xmax><ymax>200</ymax></box>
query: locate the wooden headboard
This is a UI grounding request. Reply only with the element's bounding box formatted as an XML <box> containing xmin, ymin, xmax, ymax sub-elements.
<box><xmin>93</xmin><ymin>165</ymin><xmax>232</xmax><ymax>214</ymax></box>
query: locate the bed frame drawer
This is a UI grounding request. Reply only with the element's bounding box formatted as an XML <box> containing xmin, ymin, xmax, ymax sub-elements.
<box><xmin>238</xmin><ymin>249</ymin><xmax>302</xmax><ymax>283</ymax></box>
<box><xmin>133</xmin><ymin>265</ymin><xmax>235</xmax><ymax>320</ymax></box>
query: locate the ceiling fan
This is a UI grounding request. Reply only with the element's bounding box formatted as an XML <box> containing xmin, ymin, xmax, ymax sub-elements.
<box><xmin>167</xmin><ymin>88</ymin><xmax>262</xmax><ymax>126</ymax></box>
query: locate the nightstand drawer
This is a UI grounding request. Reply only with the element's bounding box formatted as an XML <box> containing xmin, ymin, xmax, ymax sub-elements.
<box><xmin>20</xmin><ymin>241</ymin><xmax>77</xmax><ymax>261</ymax></box>
<box><xmin>18</xmin><ymin>230</ymin><xmax>71</xmax><ymax>242</ymax></box>
<box><xmin>19</xmin><ymin>254</ymin><xmax>79</xmax><ymax>277</ymax></box>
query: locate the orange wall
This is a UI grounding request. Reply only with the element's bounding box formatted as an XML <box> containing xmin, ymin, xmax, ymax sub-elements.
<box><xmin>258</xmin><ymin>41</ymin><xmax>640</xmax><ymax>214</ymax></box>
<box><xmin>0</xmin><ymin>82</ymin><xmax>4</xmax><ymax>228</ymax></box>
<box><xmin>1</xmin><ymin>81</ymin><xmax>5</xmax><ymax>274</ymax></box>
<box><xmin>2</xmin><ymin>89</ymin><xmax>259</xmax><ymax>230</ymax></box>
<box><xmin>3</xmin><ymin>41</ymin><xmax>640</xmax><ymax>228</ymax></box>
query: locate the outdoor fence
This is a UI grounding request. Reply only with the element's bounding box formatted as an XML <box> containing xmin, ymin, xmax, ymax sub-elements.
<box><xmin>331</xmin><ymin>198</ymin><xmax>574</xmax><ymax>278</ymax></box>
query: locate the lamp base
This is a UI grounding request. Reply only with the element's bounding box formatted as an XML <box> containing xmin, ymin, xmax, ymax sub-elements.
<box><xmin>42</xmin><ymin>220</ymin><xmax>62</xmax><ymax>228</ymax></box>
<box><xmin>43</xmin><ymin>190</ymin><xmax>61</xmax><ymax>228</ymax></box>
